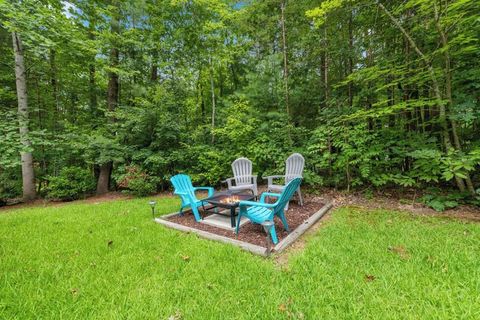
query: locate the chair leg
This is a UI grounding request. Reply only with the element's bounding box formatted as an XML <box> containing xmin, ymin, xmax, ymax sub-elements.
<box><xmin>297</xmin><ymin>188</ymin><xmax>304</xmax><ymax>206</ymax></box>
<box><xmin>253</xmin><ymin>185</ymin><xmax>258</xmax><ymax>197</ymax></box>
<box><xmin>191</xmin><ymin>206</ymin><xmax>202</xmax><ymax>222</ymax></box>
<box><xmin>278</xmin><ymin>211</ymin><xmax>289</xmax><ymax>232</ymax></box>
<box><xmin>269</xmin><ymin>226</ymin><xmax>279</xmax><ymax>244</ymax></box>
<box><xmin>285</xmin><ymin>201</ymin><xmax>289</xmax><ymax>211</ymax></box>
<box><xmin>236</xmin><ymin>212</ymin><xmax>243</xmax><ymax>235</ymax></box>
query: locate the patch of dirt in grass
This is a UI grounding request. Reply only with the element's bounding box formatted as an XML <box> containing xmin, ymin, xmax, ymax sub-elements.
<box><xmin>83</xmin><ymin>192</ymin><xmax>132</xmax><ymax>204</ymax></box>
<box><xmin>388</xmin><ymin>245</ymin><xmax>410</xmax><ymax>260</ymax></box>
<box><xmin>166</xmin><ymin>197</ymin><xmax>326</xmax><ymax>247</ymax></box>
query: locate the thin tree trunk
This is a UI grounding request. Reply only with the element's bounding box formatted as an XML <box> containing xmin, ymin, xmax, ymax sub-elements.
<box><xmin>323</xmin><ymin>24</ymin><xmax>329</xmax><ymax>109</ymax></box>
<box><xmin>209</xmin><ymin>57</ymin><xmax>216</xmax><ymax>144</ymax></box>
<box><xmin>88</xmin><ymin>33</ymin><xmax>97</xmax><ymax>114</ymax></box>
<box><xmin>348</xmin><ymin>10</ymin><xmax>353</xmax><ymax>107</ymax></box>
<box><xmin>378</xmin><ymin>2</ymin><xmax>467</xmax><ymax>192</ymax></box>
<box><xmin>150</xmin><ymin>53</ymin><xmax>158</xmax><ymax>82</ymax></box>
<box><xmin>230</xmin><ymin>63</ymin><xmax>238</xmax><ymax>91</ymax></box>
<box><xmin>280</xmin><ymin>0</ymin><xmax>290</xmax><ymax>116</ymax></box>
<box><xmin>12</xmin><ymin>32</ymin><xmax>36</xmax><ymax>201</ymax></box>
<box><xmin>433</xmin><ymin>2</ymin><xmax>475</xmax><ymax>194</ymax></box>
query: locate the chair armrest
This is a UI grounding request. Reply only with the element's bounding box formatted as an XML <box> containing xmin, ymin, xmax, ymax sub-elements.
<box><xmin>194</xmin><ymin>186</ymin><xmax>214</xmax><ymax>197</ymax></box>
<box><xmin>222</xmin><ymin>177</ymin><xmax>235</xmax><ymax>188</ymax></box>
<box><xmin>264</xmin><ymin>175</ymin><xmax>285</xmax><ymax>186</ymax></box>
<box><xmin>239</xmin><ymin>200</ymin><xmax>276</xmax><ymax>209</ymax></box>
<box><xmin>263</xmin><ymin>175</ymin><xmax>284</xmax><ymax>179</ymax></box>
<box><xmin>260</xmin><ymin>192</ymin><xmax>282</xmax><ymax>203</ymax></box>
<box><xmin>173</xmin><ymin>191</ymin><xmax>196</xmax><ymax>205</ymax></box>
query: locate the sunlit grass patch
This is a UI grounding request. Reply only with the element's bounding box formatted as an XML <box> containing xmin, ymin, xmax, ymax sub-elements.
<box><xmin>0</xmin><ymin>200</ymin><xmax>479</xmax><ymax>319</ymax></box>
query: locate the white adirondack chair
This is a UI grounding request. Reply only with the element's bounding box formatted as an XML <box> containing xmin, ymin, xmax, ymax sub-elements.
<box><xmin>224</xmin><ymin>157</ymin><xmax>258</xmax><ymax>196</ymax></box>
<box><xmin>265</xmin><ymin>153</ymin><xmax>304</xmax><ymax>210</ymax></box>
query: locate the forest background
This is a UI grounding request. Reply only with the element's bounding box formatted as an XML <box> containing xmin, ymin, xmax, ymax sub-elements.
<box><xmin>0</xmin><ymin>0</ymin><xmax>479</xmax><ymax>211</ymax></box>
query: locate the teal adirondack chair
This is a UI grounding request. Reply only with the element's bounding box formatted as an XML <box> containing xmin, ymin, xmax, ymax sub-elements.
<box><xmin>236</xmin><ymin>177</ymin><xmax>302</xmax><ymax>244</ymax></box>
<box><xmin>170</xmin><ymin>174</ymin><xmax>214</xmax><ymax>222</ymax></box>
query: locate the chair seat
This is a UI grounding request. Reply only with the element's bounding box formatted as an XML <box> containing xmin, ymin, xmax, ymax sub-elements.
<box><xmin>229</xmin><ymin>184</ymin><xmax>255</xmax><ymax>191</ymax></box>
<box><xmin>246</xmin><ymin>206</ymin><xmax>272</xmax><ymax>223</ymax></box>
<box><xmin>192</xmin><ymin>199</ymin><xmax>204</xmax><ymax>207</ymax></box>
<box><xmin>268</xmin><ymin>184</ymin><xmax>285</xmax><ymax>192</ymax></box>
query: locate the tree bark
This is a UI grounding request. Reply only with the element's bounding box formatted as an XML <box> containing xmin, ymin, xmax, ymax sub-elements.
<box><xmin>96</xmin><ymin>163</ymin><xmax>112</xmax><ymax>195</ymax></box>
<box><xmin>12</xmin><ymin>32</ymin><xmax>36</xmax><ymax>201</ymax></box>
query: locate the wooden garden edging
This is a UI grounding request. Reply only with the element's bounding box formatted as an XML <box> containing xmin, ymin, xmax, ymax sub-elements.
<box><xmin>155</xmin><ymin>202</ymin><xmax>333</xmax><ymax>257</ymax></box>
<box><xmin>273</xmin><ymin>202</ymin><xmax>333</xmax><ymax>253</ymax></box>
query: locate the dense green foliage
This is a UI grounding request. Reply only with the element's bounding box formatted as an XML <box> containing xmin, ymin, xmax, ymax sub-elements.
<box><xmin>0</xmin><ymin>0</ymin><xmax>479</xmax><ymax>204</ymax></box>
<box><xmin>45</xmin><ymin>166</ymin><xmax>96</xmax><ymax>200</ymax></box>
<box><xmin>114</xmin><ymin>165</ymin><xmax>158</xmax><ymax>196</ymax></box>
<box><xmin>1</xmin><ymin>198</ymin><xmax>479</xmax><ymax>318</ymax></box>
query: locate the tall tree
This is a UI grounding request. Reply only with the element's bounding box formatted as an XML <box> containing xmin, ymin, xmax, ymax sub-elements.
<box><xmin>96</xmin><ymin>0</ymin><xmax>120</xmax><ymax>195</ymax></box>
<box><xmin>12</xmin><ymin>31</ymin><xmax>36</xmax><ymax>201</ymax></box>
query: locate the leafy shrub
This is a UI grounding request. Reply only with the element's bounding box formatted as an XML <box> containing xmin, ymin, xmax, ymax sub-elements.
<box><xmin>420</xmin><ymin>194</ymin><xmax>459</xmax><ymax>212</ymax></box>
<box><xmin>116</xmin><ymin>165</ymin><xmax>157</xmax><ymax>197</ymax></box>
<box><xmin>46</xmin><ymin>167</ymin><xmax>96</xmax><ymax>201</ymax></box>
<box><xmin>0</xmin><ymin>169</ymin><xmax>22</xmax><ymax>205</ymax></box>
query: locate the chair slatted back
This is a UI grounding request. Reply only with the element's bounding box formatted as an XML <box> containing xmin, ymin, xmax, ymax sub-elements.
<box><xmin>272</xmin><ymin>178</ymin><xmax>302</xmax><ymax>216</ymax></box>
<box><xmin>232</xmin><ymin>157</ymin><xmax>253</xmax><ymax>186</ymax></box>
<box><xmin>285</xmin><ymin>153</ymin><xmax>305</xmax><ymax>183</ymax></box>
<box><xmin>170</xmin><ymin>174</ymin><xmax>197</xmax><ymax>204</ymax></box>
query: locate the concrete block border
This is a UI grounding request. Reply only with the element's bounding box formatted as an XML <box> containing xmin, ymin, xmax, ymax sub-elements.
<box><xmin>154</xmin><ymin>202</ymin><xmax>333</xmax><ymax>257</ymax></box>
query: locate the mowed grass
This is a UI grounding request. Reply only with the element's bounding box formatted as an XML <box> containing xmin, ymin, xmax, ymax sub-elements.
<box><xmin>1</xmin><ymin>197</ymin><xmax>479</xmax><ymax>319</ymax></box>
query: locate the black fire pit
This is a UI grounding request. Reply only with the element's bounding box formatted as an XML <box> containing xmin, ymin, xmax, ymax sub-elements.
<box><xmin>202</xmin><ymin>191</ymin><xmax>255</xmax><ymax>228</ymax></box>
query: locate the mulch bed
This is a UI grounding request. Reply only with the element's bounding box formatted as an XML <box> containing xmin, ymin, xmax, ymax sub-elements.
<box><xmin>166</xmin><ymin>198</ymin><xmax>325</xmax><ymax>247</ymax></box>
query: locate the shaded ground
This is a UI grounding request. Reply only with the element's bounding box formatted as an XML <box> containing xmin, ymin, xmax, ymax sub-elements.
<box><xmin>312</xmin><ymin>188</ymin><xmax>480</xmax><ymax>221</ymax></box>
<box><xmin>2</xmin><ymin>187</ymin><xmax>479</xmax><ymax>221</ymax></box>
<box><xmin>0</xmin><ymin>192</ymin><xmax>132</xmax><ymax>212</ymax></box>
<box><xmin>166</xmin><ymin>198</ymin><xmax>325</xmax><ymax>246</ymax></box>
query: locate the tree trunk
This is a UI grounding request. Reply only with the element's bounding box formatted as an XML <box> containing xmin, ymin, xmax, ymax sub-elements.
<box><xmin>96</xmin><ymin>2</ymin><xmax>119</xmax><ymax>195</ymax></box>
<box><xmin>96</xmin><ymin>163</ymin><xmax>112</xmax><ymax>195</ymax></box>
<box><xmin>280</xmin><ymin>0</ymin><xmax>290</xmax><ymax>117</ymax></box>
<box><xmin>348</xmin><ymin>10</ymin><xmax>353</xmax><ymax>107</ymax></box>
<box><xmin>321</xmin><ymin>23</ymin><xmax>329</xmax><ymax>110</ymax></box>
<box><xmin>433</xmin><ymin>3</ymin><xmax>475</xmax><ymax>195</ymax></box>
<box><xmin>12</xmin><ymin>32</ymin><xmax>36</xmax><ymax>201</ymax></box>
<box><xmin>209</xmin><ymin>57</ymin><xmax>216</xmax><ymax>144</ymax></box>
<box><xmin>87</xmin><ymin>15</ymin><xmax>98</xmax><ymax>115</ymax></box>
<box><xmin>150</xmin><ymin>62</ymin><xmax>158</xmax><ymax>82</ymax></box>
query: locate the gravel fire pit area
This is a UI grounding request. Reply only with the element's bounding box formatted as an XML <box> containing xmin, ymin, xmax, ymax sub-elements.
<box><xmin>155</xmin><ymin>197</ymin><xmax>332</xmax><ymax>256</ymax></box>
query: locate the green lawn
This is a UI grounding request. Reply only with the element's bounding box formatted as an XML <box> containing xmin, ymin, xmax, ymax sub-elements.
<box><xmin>1</xmin><ymin>196</ymin><xmax>479</xmax><ymax>319</ymax></box>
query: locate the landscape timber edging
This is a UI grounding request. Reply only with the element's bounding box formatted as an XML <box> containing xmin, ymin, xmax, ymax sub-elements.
<box><xmin>154</xmin><ymin>216</ymin><xmax>269</xmax><ymax>256</ymax></box>
<box><xmin>273</xmin><ymin>202</ymin><xmax>333</xmax><ymax>253</ymax></box>
<box><xmin>154</xmin><ymin>201</ymin><xmax>333</xmax><ymax>257</ymax></box>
